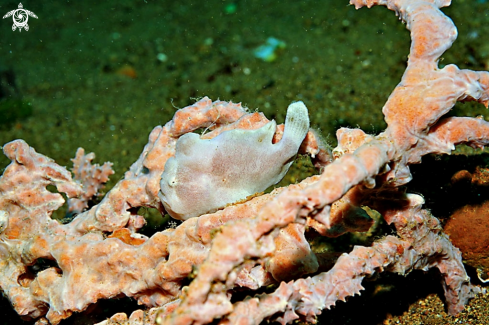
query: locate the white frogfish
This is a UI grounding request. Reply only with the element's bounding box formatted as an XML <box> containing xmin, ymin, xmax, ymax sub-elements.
<box><xmin>159</xmin><ymin>101</ymin><xmax>310</xmax><ymax>220</ymax></box>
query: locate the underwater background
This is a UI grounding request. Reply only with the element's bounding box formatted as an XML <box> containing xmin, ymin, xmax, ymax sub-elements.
<box><xmin>1</xmin><ymin>0</ymin><xmax>489</xmax><ymax>324</ymax></box>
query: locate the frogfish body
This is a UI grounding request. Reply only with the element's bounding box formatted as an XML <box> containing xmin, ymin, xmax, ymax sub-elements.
<box><xmin>159</xmin><ymin>101</ymin><xmax>310</xmax><ymax>220</ymax></box>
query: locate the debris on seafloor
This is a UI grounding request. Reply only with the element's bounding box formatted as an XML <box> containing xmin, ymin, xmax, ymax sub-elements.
<box><xmin>253</xmin><ymin>37</ymin><xmax>286</xmax><ymax>62</ymax></box>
